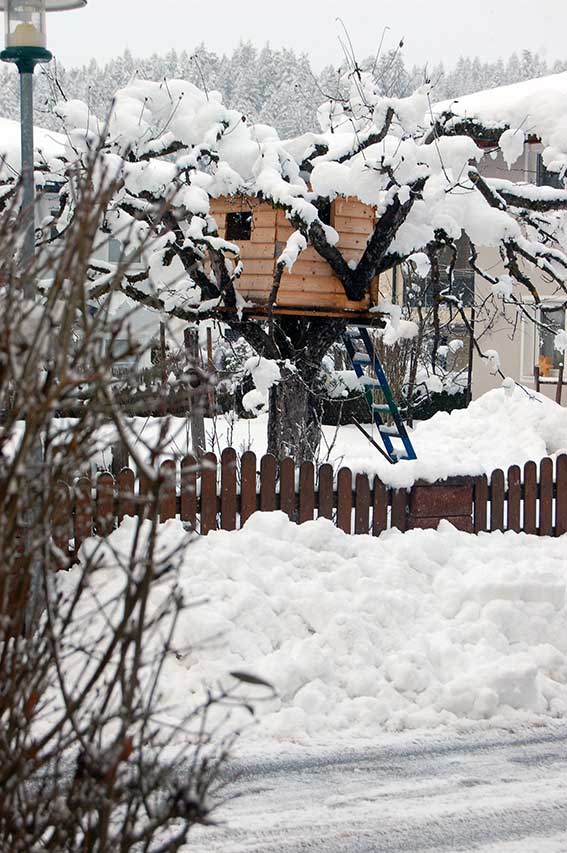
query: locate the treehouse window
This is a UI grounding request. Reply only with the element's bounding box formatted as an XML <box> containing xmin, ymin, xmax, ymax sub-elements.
<box><xmin>226</xmin><ymin>211</ymin><xmax>253</xmax><ymax>241</ymax></box>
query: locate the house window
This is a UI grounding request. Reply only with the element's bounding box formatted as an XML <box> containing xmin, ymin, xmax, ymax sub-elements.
<box><xmin>403</xmin><ymin>236</ymin><xmax>474</xmax><ymax>308</ymax></box>
<box><xmin>109</xmin><ymin>238</ymin><xmax>122</xmax><ymax>263</ymax></box>
<box><xmin>538</xmin><ymin>305</ymin><xmax>566</xmax><ymax>378</ymax></box>
<box><xmin>226</xmin><ymin>211</ymin><xmax>253</xmax><ymax>241</ymax></box>
<box><xmin>536</xmin><ymin>153</ymin><xmax>563</xmax><ymax>190</ymax></box>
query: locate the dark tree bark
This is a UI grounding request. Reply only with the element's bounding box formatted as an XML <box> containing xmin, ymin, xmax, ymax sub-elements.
<box><xmin>259</xmin><ymin>317</ymin><xmax>346</xmax><ymax>464</ymax></box>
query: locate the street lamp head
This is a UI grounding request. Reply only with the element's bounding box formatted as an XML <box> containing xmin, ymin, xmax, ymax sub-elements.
<box><xmin>0</xmin><ymin>0</ymin><xmax>86</xmax><ymax>68</ymax></box>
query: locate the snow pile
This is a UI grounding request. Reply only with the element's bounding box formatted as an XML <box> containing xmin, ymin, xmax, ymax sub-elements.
<box><xmin>69</xmin><ymin>514</ymin><xmax>567</xmax><ymax>748</ymax></box>
<box><xmin>325</xmin><ymin>385</ymin><xmax>567</xmax><ymax>489</ymax></box>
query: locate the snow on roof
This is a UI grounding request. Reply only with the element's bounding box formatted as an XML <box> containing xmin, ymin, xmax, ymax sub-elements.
<box><xmin>0</xmin><ymin>115</ymin><xmax>66</xmax><ymax>180</ymax></box>
<box><xmin>433</xmin><ymin>72</ymin><xmax>567</xmax><ymax>172</ymax></box>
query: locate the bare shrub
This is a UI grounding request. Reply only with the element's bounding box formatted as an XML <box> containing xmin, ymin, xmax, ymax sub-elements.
<box><xmin>0</xmin><ymin>168</ymin><xmax>260</xmax><ymax>851</ymax></box>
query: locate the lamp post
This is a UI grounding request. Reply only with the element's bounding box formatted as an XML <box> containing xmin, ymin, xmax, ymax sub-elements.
<box><xmin>0</xmin><ymin>0</ymin><xmax>87</xmax><ymax>282</ymax></box>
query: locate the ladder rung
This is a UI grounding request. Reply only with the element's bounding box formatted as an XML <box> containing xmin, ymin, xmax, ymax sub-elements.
<box><xmin>372</xmin><ymin>404</ymin><xmax>390</xmax><ymax>414</ymax></box>
<box><xmin>359</xmin><ymin>377</ymin><xmax>382</xmax><ymax>387</ymax></box>
<box><xmin>352</xmin><ymin>353</ymin><xmax>371</xmax><ymax>365</ymax></box>
<box><xmin>379</xmin><ymin>425</ymin><xmax>400</xmax><ymax>436</ymax></box>
<box><xmin>345</xmin><ymin>330</ymin><xmax>362</xmax><ymax>340</ymax></box>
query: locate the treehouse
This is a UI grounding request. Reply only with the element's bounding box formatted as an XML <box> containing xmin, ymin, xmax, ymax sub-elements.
<box><xmin>210</xmin><ymin>195</ymin><xmax>384</xmax><ymax>322</ymax></box>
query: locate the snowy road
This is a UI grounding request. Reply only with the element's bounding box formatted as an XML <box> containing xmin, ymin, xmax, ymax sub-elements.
<box><xmin>188</xmin><ymin>726</ymin><xmax>567</xmax><ymax>852</ymax></box>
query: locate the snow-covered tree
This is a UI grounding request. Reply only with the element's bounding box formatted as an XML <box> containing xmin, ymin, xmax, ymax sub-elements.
<box><xmin>28</xmin><ymin>68</ymin><xmax>567</xmax><ymax>462</ymax></box>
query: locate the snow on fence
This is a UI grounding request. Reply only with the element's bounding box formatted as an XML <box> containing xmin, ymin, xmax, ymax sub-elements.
<box><xmin>52</xmin><ymin>451</ymin><xmax>567</xmax><ymax>555</ymax></box>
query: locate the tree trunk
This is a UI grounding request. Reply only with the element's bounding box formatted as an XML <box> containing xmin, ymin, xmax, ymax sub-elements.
<box><xmin>267</xmin><ymin>363</ymin><xmax>322</xmax><ymax>463</ymax></box>
<box><xmin>264</xmin><ymin>317</ymin><xmax>346</xmax><ymax>465</ymax></box>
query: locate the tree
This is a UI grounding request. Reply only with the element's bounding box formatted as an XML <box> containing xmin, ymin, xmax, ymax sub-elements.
<box><xmin>41</xmin><ymin>66</ymin><xmax>567</xmax><ymax>463</ymax></box>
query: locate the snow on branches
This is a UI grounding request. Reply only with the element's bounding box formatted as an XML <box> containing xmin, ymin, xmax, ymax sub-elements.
<box><xmin>28</xmin><ymin>69</ymin><xmax>567</xmax><ymax>331</ymax></box>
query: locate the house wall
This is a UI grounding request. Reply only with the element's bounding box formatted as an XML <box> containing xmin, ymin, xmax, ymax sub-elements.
<box><xmin>471</xmin><ymin>145</ymin><xmax>566</xmax><ymax>405</ymax></box>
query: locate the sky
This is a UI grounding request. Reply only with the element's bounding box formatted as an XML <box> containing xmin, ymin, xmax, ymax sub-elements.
<box><xmin>44</xmin><ymin>0</ymin><xmax>562</xmax><ymax>71</ymax></box>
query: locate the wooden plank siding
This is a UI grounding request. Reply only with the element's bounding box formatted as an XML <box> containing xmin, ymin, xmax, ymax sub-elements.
<box><xmin>209</xmin><ymin>194</ymin><xmax>383</xmax><ymax>318</ymax></box>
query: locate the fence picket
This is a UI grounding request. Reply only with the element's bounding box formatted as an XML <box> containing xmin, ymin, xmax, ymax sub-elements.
<box><xmin>159</xmin><ymin>460</ymin><xmax>177</xmax><ymax>522</ymax></box>
<box><xmin>355</xmin><ymin>473</ymin><xmax>370</xmax><ymax>534</ymax></box>
<box><xmin>74</xmin><ymin>476</ymin><xmax>93</xmax><ymax>551</ymax></box>
<box><xmin>117</xmin><ymin>468</ymin><xmax>135</xmax><ymax>522</ymax></box>
<box><xmin>507</xmin><ymin>465</ymin><xmax>521</xmax><ymax>532</ymax></box>
<box><xmin>372</xmin><ymin>477</ymin><xmax>388</xmax><ymax>536</ymax></box>
<box><xmin>539</xmin><ymin>457</ymin><xmax>553</xmax><ymax>536</ymax></box>
<box><xmin>138</xmin><ymin>469</ymin><xmax>154</xmax><ymax>521</ymax></box>
<box><xmin>318</xmin><ymin>464</ymin><xmax>334</xmax><ymax>520</ymax></box>
<box><xmin>221</xmin><ymin>448</ymin><xmax>237</xmax><ymax>530</ymax></box>
<box><xmin>279</xmin><ymin>456</ymin><xmax>296</xmax><ymax>520</ymax></box>
<box><xmin>181</xmin><ymin>455</ymin><xmax>197</xmax><ymax>529</ymax></box>
<box><xmin>474</xmin><ymin>475</ymin><xmax>488</xmax><ymax>533</ymax></box>
<box><xmin>523</xmin><ymin>461</ymin><xmax>537</xmax><ymax>535</ymax></box>
<box><xmin>260</xmin><ymin>454</ymin><xmax>277</xmax><ymax>512</ymax></box>
<box><xmin>556</xmin><ymin>454</ymin><xmax>567</xmax><ymax>536</ymax></box>
<box><xmin>391</xmin><ymin>489</ymin><xmax>408</xmax><ymax>531</ymax></box>
<box><xmin>490</xmin><ymin>469</ymin><xmax>505</xmax><ymax>532</ymax></box>
<box><xmin>299</xmin><ymin>462</ymin><xmax>315</xmax><ymax>523</ymax></box>
<box><xmin>95</xmin><ymin>473</ymin><xmax>115</xmax><ymax>538</ymax></box>
<box><xmin>337</xmin><ymin>467</ymin><xmax>352</xmax><ymax>533</ymax></box>
<box><xmin>240</xmin><ymin>451</ymin><xmax>257</xmax><ymax>525</ymax></box>
<box><xmin>201</xmin><ymin>453</ymin><xmax>218</xmax><ymax>534</ymax></box>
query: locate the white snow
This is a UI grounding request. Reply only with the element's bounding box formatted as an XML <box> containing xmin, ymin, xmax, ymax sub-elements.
<box><xmin>66</xmin><ymin>513</ymin><xmax>567</xmax><ymax>751</ymax></box>
<box><xmin>0</xmin><ymin>116</ymin><xmax>65</xmax><ymax>178</ymax></box>
<box><xmin>242</xmin><ymin>356</ymin><xmax>282</xmax><ymax>413</ymax></box>
<box><xmin>433</xmin><ymin>72</ymin><xmax>567</xmax><ymax>175</ymax></box>
<box><xmin>75</xmin><ymin>385</ymin><xmax>567</xmax><ymax>491</ymax></box>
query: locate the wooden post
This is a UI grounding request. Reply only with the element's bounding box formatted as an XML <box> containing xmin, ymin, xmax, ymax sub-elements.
<box><xmin>111</xmin><ymin>440</ymin><xmax>129</xmax><ymax>477</ymax></box>
<box><xmin>184</xmin><ymin>327</ymin><xmax>206</xmax><ymax>459</ymax></box>
<box><xmin>555</xmin><ymin>364</ymin><xmax>564</xmax><ymax>406</ymax></box>
<box><xmin>206</xmin><ymin>326</ymin><xmax>216</xmax><ymax>416</ymax></box>
<box><xmin>160</xmin><ymin>321</ymin><xmax>168</xmax><ymax>417</ymax></box>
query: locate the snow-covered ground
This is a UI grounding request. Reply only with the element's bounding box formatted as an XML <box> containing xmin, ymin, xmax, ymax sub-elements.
<box><xmin>89</xmin><ymin>385</ymin><xmax>567</xmax><ymax>489</ymax></box>
<box><xmin>69</xmin><ymin>511</ymin><xmax>567</xmax><ymax>756</ymax></box>
<box><xmin>184</xmin><ymin>726</ymin><xmax>567</xmax><ymax>852</ymax></box>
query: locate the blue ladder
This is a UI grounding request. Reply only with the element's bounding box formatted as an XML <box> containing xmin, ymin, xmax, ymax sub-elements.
<box><xmin>342</xmin><ymin>326</ymin><xmax>417</xmax><ymax>463</ymax></box>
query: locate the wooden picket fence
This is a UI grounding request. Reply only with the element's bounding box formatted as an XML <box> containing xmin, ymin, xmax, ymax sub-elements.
<box><xmin>52</xmin><ymin>451</ymin><xmax>567</xmax><ymax>556</ymax></box>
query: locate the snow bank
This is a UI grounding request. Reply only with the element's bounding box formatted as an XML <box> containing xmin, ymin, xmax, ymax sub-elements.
<box><xmin>71</xmin><ymin>514</ymin><xmax>567</xmax><ymax>750</ymax></box>
<box><xmin>196</xmin><ymin>384</ymin><xmax>567</xmax><ymax>489</ymax></box>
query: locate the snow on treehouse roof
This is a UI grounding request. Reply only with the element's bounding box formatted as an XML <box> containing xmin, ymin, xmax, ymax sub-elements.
<box><xmin>432</xmin><ymin>72</ymin><xmax>567</xmax><ymax>171</ymax></box>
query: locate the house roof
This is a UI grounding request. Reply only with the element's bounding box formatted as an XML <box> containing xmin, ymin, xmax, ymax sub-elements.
<box><xmin>433</xmin><ymin>73</ymin><xmax>567</xmax><ymax>167</ymax></box>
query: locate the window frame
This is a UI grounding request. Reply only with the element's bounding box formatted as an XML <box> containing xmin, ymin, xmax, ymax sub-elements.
<box><xmin>536</xmin><ymin>301</ymin><xmax>566</xmax><ymax>381</ymax></box>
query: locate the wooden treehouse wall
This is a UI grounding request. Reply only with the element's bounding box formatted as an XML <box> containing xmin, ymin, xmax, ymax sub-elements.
<box><xmin>210</xmin><ymin>195</ymin><xmax>382</xmax><ymax>319</ymax></box>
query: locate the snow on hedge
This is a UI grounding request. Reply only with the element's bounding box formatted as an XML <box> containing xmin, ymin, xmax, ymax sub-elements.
<box><xmin>68</xmin><ymin>514</ymin><xmax>567</xmax><ymax>751</ymax></box>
